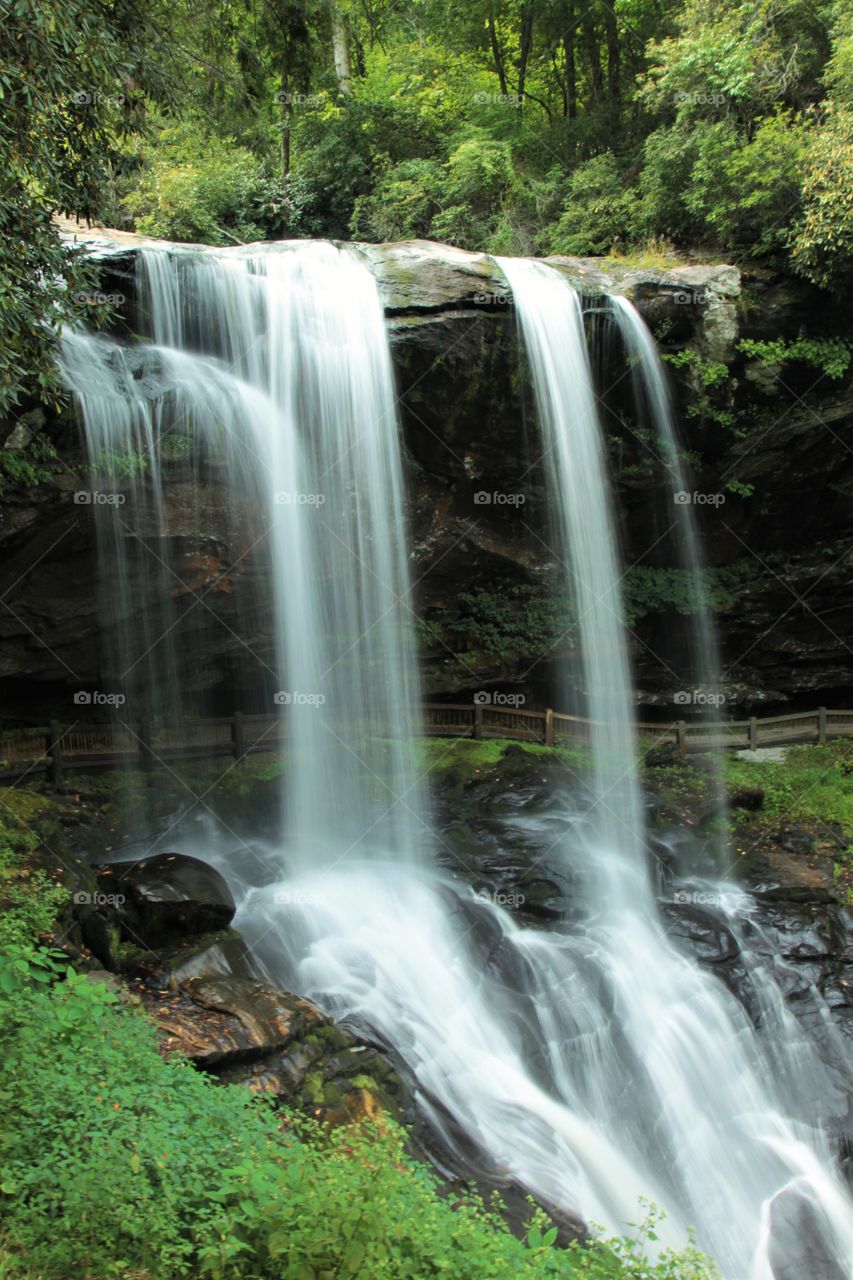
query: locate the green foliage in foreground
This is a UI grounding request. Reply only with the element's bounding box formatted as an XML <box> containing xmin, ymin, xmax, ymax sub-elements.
<box><xmin>0</xmin><ymin>947</ymin><xmax>716</xmax><ymax>1280</ymax></box>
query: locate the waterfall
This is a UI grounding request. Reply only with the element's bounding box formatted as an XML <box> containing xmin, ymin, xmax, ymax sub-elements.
<box><xmin>62</xmin><ymin>243</ymin><xmax>428</xmax><ymax>864</ymax></box>
<box><xmin>607</xmin><ymin>294</ymin><xmax>729</xmax><ymax>866</ymax></box>
<box><xmin>495</xmin><ymin>258</ymin><xmax>650</xmax><ymax>911</ymax></box>
<box><xmin>494</xmin><ymin>255</ymin><xmax>853</xmax><ymax>1279</ymax></box>
<box><xmin>61</xmin><ymin>242</ymin><xmax>853</xmax><ymax>1280</ymax></box>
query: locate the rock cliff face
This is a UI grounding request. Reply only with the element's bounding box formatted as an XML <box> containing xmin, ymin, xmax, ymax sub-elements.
<box><xmin>1</xmin><ymin>232</ymin><xmax>851</xmax><ymax>722</ymax></box>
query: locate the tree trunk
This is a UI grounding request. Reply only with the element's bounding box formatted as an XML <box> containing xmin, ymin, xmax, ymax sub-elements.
<box><xmin>487</xmin><ymin>2</ymin><xmax>509</xmax><ymax>95</ymax></box>
<box><xmin>563</xmin><ymin>25</ymin><xmax>576</xmax><ymax>119</ymax></box>
<box><xmin>280</xmin><ymin>65</ymin><xmax>291</xmax><ymax>179</ymax></box>
<box><xmin>516</xmin><ymin>2</ymin><xmax>535</xmax><ymax>110</ymax></box>
<box><xmin>604</xmin><ymin>4</ymin><xmax>620</xmax><ymax>104</ymax></box>
<box><xmin>328</xmin><ymin>0</ymin><xmax>352</xmax><ymax>94</ymax></box>
<box><xmin>583</xmin><ymin>14</ymin><xmax>604</xmax><ymax>103</ymax></box>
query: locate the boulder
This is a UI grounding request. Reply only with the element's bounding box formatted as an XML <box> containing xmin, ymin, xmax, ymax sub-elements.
<box><xmin>94</xmin><ymin>852</ymin><xmax>235</xmax><ymax>950</ymax></box>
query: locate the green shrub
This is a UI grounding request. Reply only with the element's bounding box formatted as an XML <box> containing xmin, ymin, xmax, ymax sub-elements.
<box><xmin>0</xmin><ymin>948</ymin><xmax>717</xmax><ymax>1280</ymax></box>
<box><xmin>684</xmin><ymin>113</ymin><xmax>809</xmax><ymax>257</ymax></box>
<box><xmin>736</xmin><ymin>336</ymin><xmax>851</xmax><ymax>379</ymax></box>
<box><xmin>639</xmin><ymin>129</ymin><xmax>704</xmax><ymax>245</ymax></box>
<box><xmin>428</xmin><ymin>135</ymin><xmax>520</xmax><ymax>249</ymax></box>
<box><xmin>792</xmin><ymin>103</ymin><xmax>853</xmax><ymax>292</ymax></box>
<box><xmin>350</xmin><ymin>159</ymin><xmax>444</xmax><ymax>241</ymax></box>
<box><xmin>541</xmin><ymin>153</ymin><xmax>641</xmax><ymax>256</ymax></box>
<box><xmin>123</xmin><ymin>125</ymin><xmax>285</xmax><ymax>245</ymax></box>
<box><xmin>0</xmin><ymin>798</ymin><xmax>65</xmax><ymax>949</ymax></box>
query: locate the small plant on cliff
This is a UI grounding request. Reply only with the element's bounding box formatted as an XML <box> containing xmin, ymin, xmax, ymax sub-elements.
<box><xmin>439</xmin><ymin>582</ymin><xmax>576</xmax><ymax>664</ymax></box>
<box><xmin>736</xmin><ymin>337</ymin><xmax>851</xmax><ymax>380</ymax></box>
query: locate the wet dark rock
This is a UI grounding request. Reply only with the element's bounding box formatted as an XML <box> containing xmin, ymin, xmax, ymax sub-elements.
<box><xmin>660</xmin><ymin>903</ymin><xmax>740</xmax><ymax>965</ymax></box>
<box><xmin>92</xmin><ymin>852</ymin><xmax>235</xmax><ymax>955</ymax></box>
<box><xmin>158</xmin><ymin>974</ymin><xmax>325</xmax><ymax>1066</ymax></box>
<box><xmin>153</xmin><ymin>928</ymin><xmax>258</xmax><ymax>987</ymax></box>
<box><xmin>665</xmin><ymin>832</ymin><xmax>853</xmax><ymax>1147</ymax></box>
<box><xmin>729</xmin><ymin>786</ymin><xmax>765</xmax><ymax>811</ymax></box>
<box><xmin>779</xmin><ymin>824</ymin><xmax>817</xmax><ymax>856</ymax></box>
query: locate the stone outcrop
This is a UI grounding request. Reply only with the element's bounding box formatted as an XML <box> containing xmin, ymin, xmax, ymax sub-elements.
<box><xmin>1</xmin><ymin>231</ymin><xmax>850</xmax><ymax>718</ymax></box>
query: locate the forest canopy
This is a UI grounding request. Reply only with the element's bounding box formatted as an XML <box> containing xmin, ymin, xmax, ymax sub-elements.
<box><xmin>1</xmin><ymin>0</ymin><xmax>852</xmax><ymax>411</ymax></box>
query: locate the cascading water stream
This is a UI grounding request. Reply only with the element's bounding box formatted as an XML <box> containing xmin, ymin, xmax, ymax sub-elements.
<box><xmin>61</xmin><ymin>242</ymin><xmax>853</xmax><ymax>1280</ymax></box>
<box><xmin>494</xmin><ymin>258</ymin><xmax>650</xmax><ymax>913</ymax></box>
<box><xmin>607</xmin><ymin>295</ymin><xmax>729</xmax><ymax>866</ymax></box>
<box><xmin>495</xmin><ymin>254</ymin><xmax>853</xmax><ymax>1278</ymax></box>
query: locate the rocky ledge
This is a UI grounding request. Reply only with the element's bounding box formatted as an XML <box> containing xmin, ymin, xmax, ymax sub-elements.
<box><xmin>1</xmin><ymin>227</ymin><xmax>850</xmax><ymax>718</ymax></box>
<box><xmin>64</xmin><ymin>849</ymin><xmax>408</xmax><ymax>1123</ymax></box>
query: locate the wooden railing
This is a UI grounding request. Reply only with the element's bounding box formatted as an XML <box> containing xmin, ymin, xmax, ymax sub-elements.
<box><xmin>1</xmin><ymin>705</ymin><xmax>851</xmax><ymax>784</ymax></box>
<box><xmin>421</xmin><ymin>704</ymin><xmax>853</xmax><ymax>751</ymax></box>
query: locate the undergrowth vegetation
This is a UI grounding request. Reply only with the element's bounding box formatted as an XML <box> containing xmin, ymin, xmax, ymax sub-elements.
<box><xmin>0</xmin><ymin>794</ymin><xmax>65</xmax><ymax>950</ymax></box>
<box><xmin>0</xmin><ymin>946</ymin><xmax>716</xmax><ymax>1280</ymax></box>
<box><xmin>725</xmin><ymin>741</ymin><xmax>853</xmax><ymax>834</ymax></box>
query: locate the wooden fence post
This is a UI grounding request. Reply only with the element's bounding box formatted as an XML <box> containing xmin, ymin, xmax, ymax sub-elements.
<box><xmin>544</xmin><ymin>708</ymin><xmax>555</xmax><ymax>747</ymax></box>
<box><xmin>749</xmin><ymin>716</ymin><xmax>758</xmax><ymax>750</ymax></box>
<box><xmin>818</xmin><ymin>706</ymin><xmax>827</xmax><ymax>744</ymax></box>
<box><xmin>676</xmin><ymin>720</ymin><xmax>687</xmax><ymax>754</ymax></box>
<box><xmin>232</xmin><ymin>710</ymin><xmax>245</xmax><ymax>759</ymax></box>
<box><xmin>48</xmin><ymin>721</ymin><xmax>63</xmax><ymax>787</ymax></box>
<box><xmin>473</xmin><ymin>705</ymin><xmax>484</xmax><ymax>740</ymax></box>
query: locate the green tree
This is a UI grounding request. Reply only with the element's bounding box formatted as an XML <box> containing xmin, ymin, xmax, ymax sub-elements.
<box><xmin>0</xmin><ymin>0</ymin><xmax>167</xmax><ymax>415</ymax></box>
